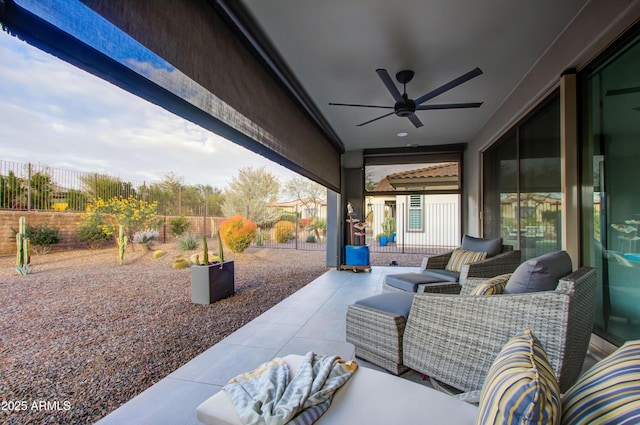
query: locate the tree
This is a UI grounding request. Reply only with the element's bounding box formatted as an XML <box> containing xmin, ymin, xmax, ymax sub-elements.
<box><xmin>29</xmin><ymin>171</ymin><xmax>54</xmax><ymax>210</ymax></box>
<box><xmin>283</xmin><ymin>177</ymin><xmax>326</xmax><ymax>217</ymax></box>
<box><xmin>79</xmin><ymin>173</ymin><xmax>137</xmax><ymax>201</ymax></box>
<box><xmin>283</xmin><ymin>177</ymin><xmax>326</xmax><ymax>240</ymax></box>
<box><xmin>222</xmin><ymin>166</ymin><xmax>280</xmax><ymax>226</ymax></box>
<box><xmin>0</xmin><ymin>170</ymin><xmax>26</xmax><ymax>209</ymax></box>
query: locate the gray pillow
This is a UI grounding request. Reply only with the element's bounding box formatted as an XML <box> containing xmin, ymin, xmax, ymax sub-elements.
<box><xmin>504</xmin><ymin>250</ymin><xmax>572</xmax><ymax>294</ymax></box>
<box><xmin>461</xmin><ymin>235</ymin><xmax>503</xmax><ymax>257</ymax></box>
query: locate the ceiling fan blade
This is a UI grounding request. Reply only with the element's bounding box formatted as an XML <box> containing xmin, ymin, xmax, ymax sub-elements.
<box><xmin>356</xmin><ymin>111</ymin><xmax>395</xmax><ymax>127</ymax></box>
<box><xmin>329</xmin><ymin>102</ymin><xmax>394</xmax><ymax>109</ymax></box>
<box><xmin>416</xmin><ymin>102</ymin><xmax>483</xmax><ymax>110</ymax></box>
<box><xmin>407</xmin><ymin>114</ymin><xmax>424</xmax><ymax>128</ymax></box>
<box><xmin>376</xmin><ymin>68</ymin><xmax>404</xmax><ymax>103</ymax></box>
<box><xmin>414</xmin><ymin>68</ymin><xmax>483</xmax><ymax>106</ymax></box>
<box><xmin>606</xmin><ymin>86</ymin><xmax>640</xmax><ymax>96</ymax></box>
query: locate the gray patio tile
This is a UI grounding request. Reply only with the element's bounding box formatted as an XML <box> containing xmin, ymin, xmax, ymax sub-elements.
<box><xmin>312</xmin><ymin>302</ymin><xmax>350</xmax><ymax>319</ymax></box>
<box><xmin>253</xmin><ymin>305</ymin><xmax>317</xmax><ymax>326</ymax></box>
<box><xmin>276</xmin><ymin>337</ymin><xmax>355</xmax><ymax>360</ymax></box>
<box><xmin>95</xmin><ymin>378</ymin><xmax>217</xmax><ymax>425</ymax></box>
<box><xmin>328</xmin><ymin>285</ymin><xmax>379</xmax><ymax>305</ymax></box>
<box><xmin>220</xmin><ymin>321</ymin><xmax>301</xmax><ymax>349</ymax></box>
<box><xmin>169</xmin><ymin>343</ymin><xmax>278</xmax><ymax>385</ymax></box>
<box><xmin>295</xmin><ymin>316</ymin><xmax>346</xmax><ymax>342</ymax></box>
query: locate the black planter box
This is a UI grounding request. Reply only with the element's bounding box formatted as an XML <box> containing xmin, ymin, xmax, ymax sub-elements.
<box><xmin>190</xmin><ymin>260</ymin><xmax>235</xmax><ymax>304</ymax></box>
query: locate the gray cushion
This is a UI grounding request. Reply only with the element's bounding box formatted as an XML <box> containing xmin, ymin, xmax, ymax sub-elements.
<box><xmin>423</xmin><ymin>269</ymin><xmax>460</xmax><ymax>282</ymax></box>
<box><xmin>354</xmin><ymin>293</ymin><xmax>415</xmax><ymax>318</ymax></box>
<box><xmin>461</xmin><ymin>235</ymin><xmax>503</xmax><ymax>257</ymax></box>
<box><xmin>504</xmin><ymin>250</ymin><xmax>572</xmax><ymax>294</ymax></box>
<box><xmin>385</xmin><ymin>273</ymin><xmax>447</xmax><ymax>292</ymax></box>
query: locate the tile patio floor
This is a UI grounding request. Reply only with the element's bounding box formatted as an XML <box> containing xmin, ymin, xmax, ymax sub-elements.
<box><xmin>95</xmin><ymin>265</ymin><xmax>599</xmax><ymax>425</ymax></box>
<box><xmin>95</xmin><ymin>265</ymin><xmax>406</xmax><ymax>425</ymax></box>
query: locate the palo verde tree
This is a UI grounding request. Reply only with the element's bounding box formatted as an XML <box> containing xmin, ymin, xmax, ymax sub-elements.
<box><xmin>80</xmin><ymin>196</ymin><xmax>158</xmax><ymax>262</ymax></box>
<box><xmin>221</xmin><ymin>166</ymin><xmax>280</xmax><ymax>226</ymax></box>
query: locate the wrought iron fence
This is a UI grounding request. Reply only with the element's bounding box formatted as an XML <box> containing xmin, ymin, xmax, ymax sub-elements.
<box><xmin>0</xmin><ymin>160</ymin><xmax>328</xmax><ymax>252</ymax></box>
<box><xmin>363</xmin><ymin>195</ymin><xmax>460</xmax><ymax>254</ymax></box>
<box><xmin>1</xmin><ymin>160</ymin><xmax>151</xmax><ymax>211</ymax></box>
<box><xmin>252</xmin><ymin>204</ymin><xmax>327</xmax><ymax>251</ymax></box>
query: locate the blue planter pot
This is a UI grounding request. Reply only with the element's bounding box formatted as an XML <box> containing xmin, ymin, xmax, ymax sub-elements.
<box><xmin>379</xmin><ymin>236</ymin><xmax>388</xmax><ymax>246</ymax></box>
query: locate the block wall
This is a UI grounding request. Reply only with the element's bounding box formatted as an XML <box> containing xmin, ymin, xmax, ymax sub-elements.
<box><xmin>0</xmin><ymin>211</ymin><xmax>224</xmax><ymax>255</ymax></box>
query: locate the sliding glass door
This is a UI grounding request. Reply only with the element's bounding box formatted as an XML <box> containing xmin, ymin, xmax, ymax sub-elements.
<box><xmin>483</xmin><ymin>92</ymin><xmax>562</xmax><ymax>260</ymax></box>
<box><xmin>581</xmin><ymin>26</ymin><xmax>640</xmax><ymax>344</ymax></box>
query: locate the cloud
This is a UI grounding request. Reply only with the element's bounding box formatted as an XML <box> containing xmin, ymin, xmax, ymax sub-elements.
<box><xmin>0</xmin><ymin>31</ymin><xmax>301</xmax><ymax>192</ymax></box>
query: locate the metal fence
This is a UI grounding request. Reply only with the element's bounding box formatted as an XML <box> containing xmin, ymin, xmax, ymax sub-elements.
<box><xmin>253</xmin><ymin>204</ymin><xmax>327</xmax><ymax>251</ymax></box>
<box><xmin>0</xmin><ymin>160</ymin><xmax>155</xmax><ymax>212</ymax></box>
<box><xmin>0</xmin><ymin>160</ymin><xmax>328</xmax><ymax>252</ymax></box>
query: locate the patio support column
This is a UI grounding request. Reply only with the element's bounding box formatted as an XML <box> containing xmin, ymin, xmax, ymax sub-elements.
<box><xmin>560</xmin><ymin>70</ymin><xmax>579</xmax><ymax>266</ymax></box>
<box><xmin>326</xmin><ymin>189</ymin><xmax>340</xmax><ymax>268</ymax></box>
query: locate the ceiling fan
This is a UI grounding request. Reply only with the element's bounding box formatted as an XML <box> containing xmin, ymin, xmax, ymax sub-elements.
<box><xmin>329</xmin><ymin>67</ymin><xmax>484</xmax><ymax>128</ymax></box>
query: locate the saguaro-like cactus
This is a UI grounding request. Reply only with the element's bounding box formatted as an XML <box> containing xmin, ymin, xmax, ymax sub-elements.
<box><xmin>16</xmin><ymin>216</ymin><xmax>31</xmax><ymax>275</ymax></box>
<box><xmin>117</xmin><ymin>225</ymin><xmax>128</xmax><ymax>265</ymax></box>
<box><xmin>202</xmin><ymin>235</ymin><xmax>209</xmax><ymax>265</ymax></box>
<box><xmin>216</xmin><ymin>229</ymin><xmax>225</xmax><ymax>263</ymax></box>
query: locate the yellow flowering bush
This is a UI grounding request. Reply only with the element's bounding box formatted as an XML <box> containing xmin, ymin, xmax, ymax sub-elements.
<box><xmin>80</xmin><ymin>196</ymin><xmax>159</xmax><ymax>253</ymax></box>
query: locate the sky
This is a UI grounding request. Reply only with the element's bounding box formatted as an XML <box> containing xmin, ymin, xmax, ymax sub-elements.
<box><xmin>0</xmin><ymin>29</ymin><xmax>302</xmax><ymax>192</ymax></box>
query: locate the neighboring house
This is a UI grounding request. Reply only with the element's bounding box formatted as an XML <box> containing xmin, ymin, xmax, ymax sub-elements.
<box><xmin>271</xmin><ymin>197</ymin><xmax>327</xmax><ymax>220</ymax></box>
<box><xmin>367</xmin><ymin>163</ymin><xmax>460</xmax><ymax>247</ymax></box>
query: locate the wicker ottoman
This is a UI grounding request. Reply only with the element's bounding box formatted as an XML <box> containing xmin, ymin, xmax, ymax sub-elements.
<box><xmin>345</xmin><ymin>292</ymin><xmax>415</xmax><ymax>375</ymax></box>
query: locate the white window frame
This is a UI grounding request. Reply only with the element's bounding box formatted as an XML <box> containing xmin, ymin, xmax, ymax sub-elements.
<box><xmin>407</xmin><ymin>194</ymin><xmax>424</xmax><ymax>232</ymax></box>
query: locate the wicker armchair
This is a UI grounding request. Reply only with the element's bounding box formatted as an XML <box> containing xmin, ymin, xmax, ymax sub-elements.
<box><xmin>402</xmin><ymin>267</ymin><xmax>597</xmax><ymax>393</ymax></box>
<box><xmin>382</xmin><ymin>245</ymin><xmax>522</xmax><ymax>293</ymax></box>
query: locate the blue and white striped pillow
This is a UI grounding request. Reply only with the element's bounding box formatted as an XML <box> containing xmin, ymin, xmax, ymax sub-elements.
<box><xmin>476</xmin><ymin>329</ymin><xmax>560</xmax><ymax>425</ymax></box>
<box><xmin>561</xmin><ymin>340</ymin><xmax>640</xmax><ymax>425</ymax></box>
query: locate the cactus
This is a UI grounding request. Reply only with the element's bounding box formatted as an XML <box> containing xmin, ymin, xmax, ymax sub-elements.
<box><xmin>16</xmin><ymin>216</ymin><xmax>31</xmax><ymax>275</ymax></box>
<box><xmin>117</xmin><ymin>225</ymin><xmax>128</xmax><ymax>265</ymax></box>
<box><xmin>216</xmin><ymin>229</ymin><xmax>224</xmax><ymax>263</ymax></box>
<box><xmin>194</xmin><ymin>254</ymin><xmax>200</xmax><ymax>266</ymax></box>
<box><xmin>202</xmin><ymin>235</ymin><xmax>209</xmax><ymax>265</ymax></box>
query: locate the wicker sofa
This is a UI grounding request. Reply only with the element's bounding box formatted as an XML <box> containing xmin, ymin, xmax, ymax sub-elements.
<box><xmin>196</xmin><ymin>338</ymin><xmax>640</xmax><ymax>425</ymax></box>
<box><xmin>383</xmin><ymin>238</ymin><xmax>522</xmax><ymax>293</ymax></box>
<box><xmin>347</xmin><ymin>262</ymin><xmax>597</xmax><ymax>393</ymax></box>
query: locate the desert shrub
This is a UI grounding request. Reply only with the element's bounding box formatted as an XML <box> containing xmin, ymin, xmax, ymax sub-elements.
<box><xmin>306</xmin><ymin>234</ymin><xmax>317</xmax><ymax>243</ymax></box>
<box><xmin>77</xmin><ymin>214</ymin><xmax>111</xmax><ymax>249</ymax></box>
<box><xmin>309</xmin><ymin>217</ymin><xmax>326</xmax><ymax>233</ymax></box>
<box><xmin>25</xmin><ymin>223</ymin><xmax>61</xmax><ymax>254</ymax></box>
<box><xmin>279</xmin><ymin>212</ymin><xmax>297</xmax><ymax>223</ymax></box>
<box><xmin>169</xmin><ymin>215</ymin><xmax>190</xmax><ymax>237</ymax></box>
<box><xmin>219</xmin><ymin>214</ymin><xmax>257</xmax><ymax>253</ymax></box>
<box><xmin>274</xmin><ymin>220</ymin><xmax>295</xmax><ymax>243</ymax></box>
<box><xmin>133</xmin><ymin>229</ymin><xmax>160</xmax><ymax>244</ymax></box>
<box><xmin>176</xmin><ymin>232</ymin><xmax>200</xmax><ymax>251</ymax></box>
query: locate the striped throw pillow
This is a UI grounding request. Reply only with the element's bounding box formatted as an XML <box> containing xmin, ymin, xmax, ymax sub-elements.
<box><xmin>445</xmin><ymin>248</ymin><xmax>488</xmax><ymax>272</ymax></box>
<box><xmin>477</xmin><ymin>329</ymin><xmax>560</xmax><ymax>425</ymax></box>
<box><xmin>561</xmin><ymin>340</ymin><xmax>640</xmax><ymax>425</ymax></box>
<box><xmin>471</xmin><ymin>274</ymin><xmax>512</xmax><ymax>296</ymax></box>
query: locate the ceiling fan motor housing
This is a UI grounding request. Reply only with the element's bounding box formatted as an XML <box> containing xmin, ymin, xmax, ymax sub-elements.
<box><xmin>395</xmin><ymin>98</ymin><xmax>416</xmax><ymax>117</ymax></box>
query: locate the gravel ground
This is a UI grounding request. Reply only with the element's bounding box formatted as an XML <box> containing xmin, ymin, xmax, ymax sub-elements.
<box><xmin>0</xmin><ymin>243</ymin><xmax>423</xmax><ymax>424</ymax></box>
